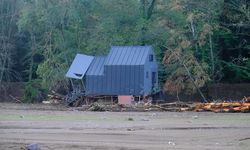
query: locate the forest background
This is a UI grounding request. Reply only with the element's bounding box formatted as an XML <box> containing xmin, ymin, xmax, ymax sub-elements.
<box><xmin>0</xmin><ymin>0</ymin><xmax>249</xmax><ymax>102</ymax></box>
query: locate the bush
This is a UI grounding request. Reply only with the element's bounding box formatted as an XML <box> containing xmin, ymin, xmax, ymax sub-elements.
<box><xmin>23</xmin><ymin>79</ymin><xmax>47</xmax><ymax>103</ymax></box>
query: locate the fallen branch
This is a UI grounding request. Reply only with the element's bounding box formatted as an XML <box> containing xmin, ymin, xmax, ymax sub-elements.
<box><xmin>9</xmin><ymin>95</ymin><xmax>21</xmax><ymax>103</ymax></box>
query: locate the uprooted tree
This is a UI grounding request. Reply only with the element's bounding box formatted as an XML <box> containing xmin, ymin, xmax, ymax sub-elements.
<box><xmin>163</xmin><ymin>35</ymin><xmax>209</xmax><ymax>102</ymax></box>
<box><xmin>161</xmin><ymin>0</ymin><xmax>226</xmax><ymax>102</ymax></box>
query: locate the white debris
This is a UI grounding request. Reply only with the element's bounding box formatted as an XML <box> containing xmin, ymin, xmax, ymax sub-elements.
<box><xmin>192</xmin><ymin>115</ymin><xmax>198</xmax><ymax>119</ymax></box>
<box><xmin>168</xmin><ymin>141</ymin><xmax>176</xmax><ymax>146</ymax></box>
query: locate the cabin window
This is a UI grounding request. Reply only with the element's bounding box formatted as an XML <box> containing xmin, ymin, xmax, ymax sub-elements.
<box><xmin>149</xmin><ymin>54</ymin><xmax>154</xmax><ymax>62</ymax></box>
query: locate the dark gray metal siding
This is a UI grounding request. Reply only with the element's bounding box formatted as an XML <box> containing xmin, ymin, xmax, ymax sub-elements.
<box><xmin>100</xmin><ymin>65</ymin><xmax>144</xmax><ymax>95</ymax></box>
<box><xmin>143</xmin><ymin>49</ymin><xmax>158</xmax><ymax>95</ymax></box>
<box><xmin>86</xmin><ymin>57</ymin><xmax>106</xmax><ymax>95</ymax></box>
<box><xmin>85</xmin><ymin>46</ymin><xmax>157</xmax><ymax>96</ymax></box>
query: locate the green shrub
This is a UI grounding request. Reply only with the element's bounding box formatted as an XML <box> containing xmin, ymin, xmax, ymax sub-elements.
<box><xmin>23</xmin><ymin>79</ymin><xmax>48</xmax><ymax>103</ymax></box>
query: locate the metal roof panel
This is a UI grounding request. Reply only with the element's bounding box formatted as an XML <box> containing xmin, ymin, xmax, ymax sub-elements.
<box><xmin>105</xmin><ymin>46</ymin><xmax>152</xmax><ymax>65</ymax></box>
<box><xmin>86</xmin><ymin>56</ymin><xmax>106</xmax><ymax>76</ymax></box>
<box><xmin>66</xmin><ymin>54</ymin><xmax>94</xmax><ymax>79</ymax></box>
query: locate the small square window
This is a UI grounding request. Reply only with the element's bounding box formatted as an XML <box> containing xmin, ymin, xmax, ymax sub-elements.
<box><xmin>149</xmin><ymin>54</ymin><xmax>153</xmax><ymax>62</ymax></box>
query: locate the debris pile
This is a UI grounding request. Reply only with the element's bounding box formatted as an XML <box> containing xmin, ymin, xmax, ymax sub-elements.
<box><xmin>74</xmin><ymin>101</ymin><xmax>194</xmax><ymax>112</ymax></box>
<box><xmin>195</xmin><ymin>97</ymin><xmax>250</xmax><ymax>113</ymax></box>
<box><xmin>88</xmin><ymin>102</ymin><xmax>106</xmax><ymax>111</ymax></box>
<box><xmin>144</xmin><ymin>102</ymin><xmax>193</xmax><ymax>112</ymax></box>
<box><xmin>44</xmin><ymin>93</ymin><xmax>250</xmax><ymax>113</ymax></box>
<box><xmin>43</xmin><ymin>91</ymin><xmax>65</xmax><ymax>104</ymax></box>
<box><xmin>78</xmin><ymin>97</ymin><xmax>250</xmax><ymax>113</ymax></box>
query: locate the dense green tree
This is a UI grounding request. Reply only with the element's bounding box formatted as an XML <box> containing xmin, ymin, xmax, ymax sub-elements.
<box><xmin>0</xmin><ymin>0</ymin><xmax>249</xmax><ymax>100</ymax></box>
<box><xmin>219</xmin><ymin>0</ymin><xmax>250</xmax><ymax>82</ymax></box>
<box><xmin>0</xmin><ymin>0</ymin><xmax>20</xmax><ymax>89</ymax></box>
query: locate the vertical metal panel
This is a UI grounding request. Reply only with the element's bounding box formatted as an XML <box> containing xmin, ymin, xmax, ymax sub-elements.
<box><xmin>96</xmin><ymin>76</ymin><xmax>100</xmax><ymax>94</ymax></box>
<box><xmin>90</xmin><ymin>76</ymin><xmax>93</xmax><ymax>95</ymax></box>
<box><xmin>93</xmin><ymin>76</ymin><xmax>97</xmax><ymax>95</ymax></box>
<box><xmin>117</xmin><ymin>66</ymin><xmax>121</xmax><ymax>94</ymax></box>
<box><xmin>110</xmin><ymin>66</ymin><xmax>114</xmax><ymax>95</ymax></box>
<box><xmin>111</xmin><ymin>66</ymin><xmax>115</xmax><ymax>95</ymax></box>
<box><xmin>90</xmin><ymin>76</ymin><xmax>94</xmax><ymax>94</ymax></box>
<box><xmin>139</xmin><ymin>65</ymin><xmax>144</xmax><ymax>95</ymax></box>
<box><xmin>130</xmin><ymin>65</ymin><xmax>135</xmax><ymax>95</ymax></box>
<box><xmin>125</xmin><ymin>66</ymin><xmax>128</xmax><ymax>95</ymax></box>
<box><xmin>124</xmin><ymin>66</ymin><xmax>130</xmax><ymax>94</ymax></box>
<box><xmin>114</xmin><ymin>65</ymin><xmax>120</xmax><ymax>95</ymax></box>
<box><xmin>87</xmin><ymin>76</ymin><xmax>92</xmax><ymax>95</ymax></box>
<box><xmin>98</xmin><ymin>76</ymin><xmax>102</xmax><ymax>95</ymax></box>
<box><xmin>108</xmin><ymin>66</ymin><xmax>112</xmax><ymax>95</ymax></box>
<box><xmin>134</xmin><ymin>66</ymin><xmax>142</xmax><ymax>95</ymax></box>
<box><xmin>102</xmin><ymin>66</ymin><xmax>107</xmax><ymax>94</ymax></box>
<box><xmin>116</xmin><ymin>66</ymin><xmax>121</xmax><ymax>94</ymax></box>
<box><xmin>120</xmin><ymin>66</ymin><xmax>125</xmax><ymax>94</ymax></box>
<box><xmin>114</xmin><ymin>66</ymin><xmax>120</xmax><ymax>95</ymax></box>
<box><xmin>100</xmin><ymin>75</ymin><xmax>105</xmax><ymax>95</ymax></box>
<box><xmin>85</xmin><ymin>75</ymin><xmax>90</xmax><ymax>95</ymax></box>
<box><xmin>100</xmin><ymin>76</ymin><xmax>104</xmax><ymax>95</ymax></box>
<box><xmin>134</xmin><ymin>66</ymin><xmax>139</xmax><ymax>94</ymax></box>
<box><xmin>89</xmin><ymin>76</ymin><xmax>93</xmax><ymax>95</ymax></box>
<box><xmin>105</xmin><ymin>67</ymin><xmax>109</xmax><ymax>94</ymax></box>
<box><xmin>118</xmin><ymin>66</ymin><xmax>122</xmax><ymax>95</ymax></box>
<box><xmin>104</xmin><ymin>68</ymin><xmax>108</xmax><ymax>94</ymax></box>
<box><xmin>93</xmin><ymin>76</ymin><xmax>98</xmax><ymax>94</ymax></box>
<box><xmin>91</xmin><ymin>76</ymin><xmax>95</xmax><ymax>94</ymax></box>
<box><xmin>127</xmin><ymin>65</ymin><xmax>131</xmax><ymax>95</ymax></box>
<box><xmin>87</xmin><ymin>76</ymin><xmax>91</xmax><ymax>95</ymax></box>
<box><xmin>94</xmin><ymin>76</ymin><xmax>100</xmax><ymax>95</ymax></box>
<box><xmin>146</xmin><ymin>66</ymin><xmax>149</xmax><ymax>95</ymax></box>
<box><xmin>106</xmin><ymin>66</ymin><xmax>112</xmax><ymax>94</ymax></box>
<box><xmin>106</xmin><ymin>66</ymin><xmax>111</xmax><ymax>94</ymax></box>
<box><xmin>144</xmin><ymin>63</ymin><xmax>150</xmax><ymax>95</ymax></box>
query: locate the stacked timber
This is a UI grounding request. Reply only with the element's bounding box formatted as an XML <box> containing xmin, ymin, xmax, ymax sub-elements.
<box><xmin>195</xmin><ymin>97</ymin><xmax>250</xmax><ymax>113</ymax></box>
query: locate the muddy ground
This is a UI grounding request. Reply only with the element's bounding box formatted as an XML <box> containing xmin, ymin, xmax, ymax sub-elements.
<box><xmin>0</xmin><ymin>103</ymin><xmax>250</xmax><ymax>150</ymax></box>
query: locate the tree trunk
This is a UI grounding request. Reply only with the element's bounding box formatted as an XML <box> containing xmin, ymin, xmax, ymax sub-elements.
<box><xmin>182</xmin><ymin>61</ymin><xmax>207</xmax><ymax>103</ymax></box>
<box><xmin>190</xmin><ymin>21</ymin><xmax>199</xmax><ymax>58</ymax></box>
<box><xmin>209</xmin><ymin>34</ymin><xmax>215</xmax><ymax>82</ymax></box>
<box><xmin>0</xmin><ymin>0</ymin><xmax>16</xmax><ymax>86</ymax></box>
<box><xmin>28</xmin><ymin>33</ymin><xmax>35</xmax><ymax>82</ymax></box>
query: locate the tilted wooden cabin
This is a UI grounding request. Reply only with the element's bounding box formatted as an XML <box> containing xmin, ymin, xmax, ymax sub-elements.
<box><xmin>66</xmin><ymin>46</ymin><xmax>158</xmax><ymax>96</ymax></box>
